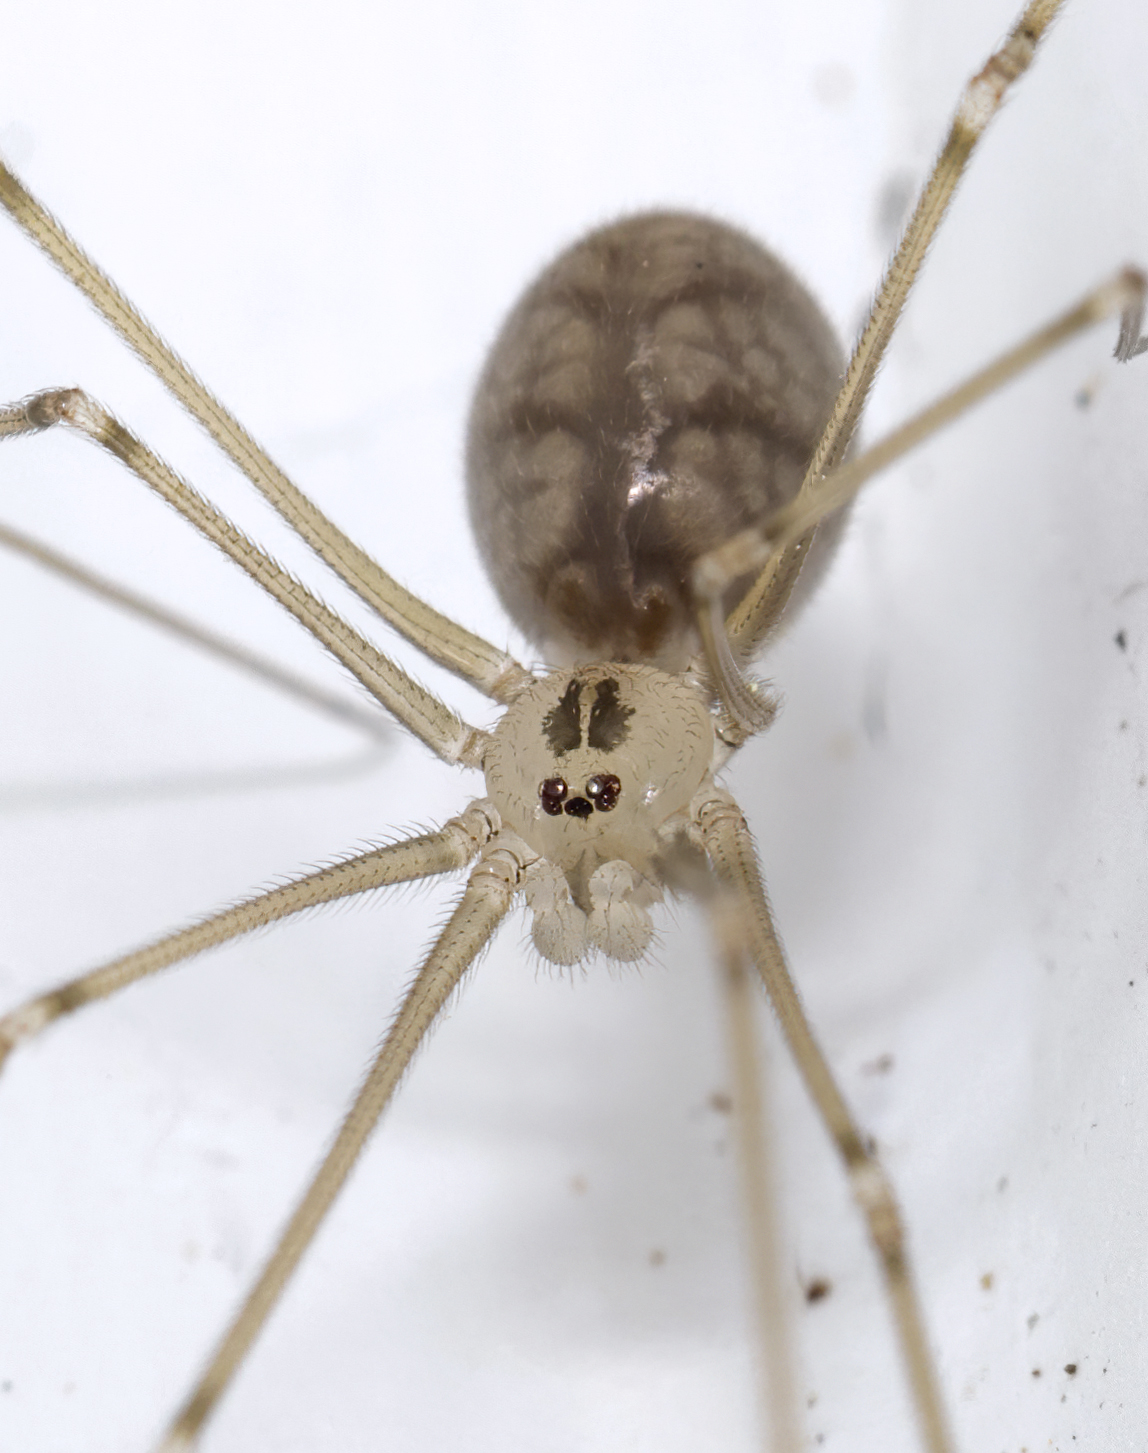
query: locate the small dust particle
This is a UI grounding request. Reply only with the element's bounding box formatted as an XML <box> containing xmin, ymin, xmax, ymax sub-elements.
<box><xmin>1032</xmin><ymin>1368</ymin><xmax>1042</xmax><ymax>1379</ymax></box>
<box><xmin>1115</xmin><ymin>629</ymin><xmax>1128</xmax><ymax>651</ymax></box>
<box><xmin>1065</xmin><ymin>1364</ymin><xmax>1078</xmax><ymax>1376</ymax></box>
<box><xmin>708</xmin><ymin>1091</ymin><xmax>733</xmax><ymax>1115</ymax></box>
<box><xmin>980</xmin><ymin>1272</ymin><xmax>994</xmax><ymax>1291</ymax></box>
<box><xmin>805</xmin><ymin>1277</ymin><xmax>832</xmax><ymax>1304</ymax></box>
<box><xmin>648</xmin><ymin>1248</ymin><xmax>666</xmax><ymax>1268</ymax></box>
<box><xmin>861</xmin><ymin>1053</ymin><xmax>895</xmax><ymax>1076</ymax></box>
<box><xmin>569</xmin><ymin>1174</ymin><xmax>588</xmax><ymax>1196</ymax></box>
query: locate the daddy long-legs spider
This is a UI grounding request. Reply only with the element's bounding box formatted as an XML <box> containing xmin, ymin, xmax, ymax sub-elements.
<box><xmin>1</xmin><ymin>0</ymin><xmax>1146</xmax><ymax>1449</ymax></box>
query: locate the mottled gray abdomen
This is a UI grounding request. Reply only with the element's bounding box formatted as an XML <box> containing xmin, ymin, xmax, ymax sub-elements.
<box><xmin>466</xmin><ymin>212</ymin><xmax>843</xmax><ymax>668</ymax></box>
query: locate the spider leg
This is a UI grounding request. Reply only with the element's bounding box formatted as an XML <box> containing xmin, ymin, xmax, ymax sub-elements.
<box><xmin>0</xmin><ymin>159</ymin><xmax>535</xmax><ymax>705</ymax></box>
<box><xmin>0</xmin><ymin>801</ymin><xmax>501</xmax><ymax>1075</ymax></box>
<box><xmin>152</xmin><ymin>828</ymin><xmax>529</xmax><ymax>1452</ymax></box>
<box><xmin>687</xmin><ymin>0</ymin><xmax>1079</xmax><ymax>739</ymax></box>
<box><xmin>730</xmin><ymin>0</ymin><xmax>1067</xmax><ymax>656</ymax></box>
<box><xmin>694</xmin><ymin>786</ymin><xmax>952</xmax><ymax>1453</ymax></box>
<box><xmin>0</xmin><ymin>518</ymin><xmax>391</xmax><ymax>739</ymax></box>
<box><xmin>0</xmin><ymin>388</ymin><xmax>488</xmax><ymax>765</ymax></box>
<box><xmin>714</xmin><ymin>935</ymin><xmax>801</xmax><ymax>1453</ymax></box>
<box><xmin>692</xmin><ymin>266</ymin><xmax>1148</xmax><ymax>702</ymax></box>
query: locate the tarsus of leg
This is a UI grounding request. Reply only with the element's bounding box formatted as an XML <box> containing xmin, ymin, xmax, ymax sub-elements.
<box><xmin>694</xmin><ymin>266</ymin><xmax>1148</xmax><ymax>660</ymax></box>
<box><xmin>0</xmin><ymin>801</ymin><xmax>500</xmax><ymax>1076</ymax></box>
<box><xmin>0</xmin><ymin>518</ymin><xmax>392</xmax><ymax>740</ymax></box>
<box><xmin>715</xmin><ymin>936</ymin><xmax>803</xmax><ymax>1453</ymax></box>
<box><xmin>694</xmin><ymin>787</ymin><xmax>953</xmax><ymax>1453</ymax></box>
<box><xmin>724</xmin><ymin>0</ymin><xmax>1067</xmax><ymax>666</ymax></box>
<box><xmin>153</xmin><ymin>834</ymin><xmax>525</xmax><ymax>1453</ymax></box>
<box><xmin>0</xmin><ymin>158</ymin><xmax>534</xmax><ymax>705</ymax></box>
<box><xmin>0</xmin><ymin>388</ymin><xmax>487</xmax><ymax>766</ymax></box>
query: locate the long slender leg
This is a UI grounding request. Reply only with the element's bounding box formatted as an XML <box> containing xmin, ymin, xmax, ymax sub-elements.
<box><xmin>694</xmin><ymin>786</ymin><xmax>952</xmax><ymax>1453</ymax></box>
<box><xmin>0</xmin><ymin>389</ymin><xmax>490</xmax><ymax>766</ymax></box>
<box><xmin>0</xmin><ymin>519</ymin><xmax>390</xmax><ymax>738</ymax></box>
<box><xmin>693</xmin><ymin>267</ymin><xmax>1147</xmax><ymax>685</ymax></box>
<box><xmin>0</xmin><ymin>159</ymin><xmax>534</xmax><ymax>705</ymax></box>
<box><xmin>154</xmin><ymin>831</ymin><xmax>527</xmax><ymax>1452</ymax></box>
<box><xmin>0</xmin><ymin>801</ymin><xmax>500</xmax><ymax>1073</ymax></box>
<box><xmin>715</xmin><ymin>940</ymin><xmax>802</xmax><ymax>1453</ymax></box>
<box><xmin>727</xmin><ymin>0</ymin><xmax>1067</xmax><ymax>658</ymax></box>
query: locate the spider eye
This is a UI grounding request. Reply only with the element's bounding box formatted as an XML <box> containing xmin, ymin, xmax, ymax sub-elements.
<box><xmin>585</xmin><ymin>773</ymin><xmax>621</xmax><ymax>811</ymax></box>
<box><xmin>539</xmin><ymin>777</ymin><xmax>568</xmax><ymax>816</ymax></box>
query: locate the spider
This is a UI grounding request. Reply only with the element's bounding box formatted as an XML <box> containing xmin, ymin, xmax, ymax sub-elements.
<box><xmin>1</xmin><ymin>1</ymin><xmax>1146</xmax><ymax>1451</ymax></box>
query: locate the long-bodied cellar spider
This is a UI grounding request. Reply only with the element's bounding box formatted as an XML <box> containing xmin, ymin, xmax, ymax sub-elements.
<box><xmin>1</xmin><ymin>0</ymin><xmax>1146</xmax><ymax>1449</ymax></box>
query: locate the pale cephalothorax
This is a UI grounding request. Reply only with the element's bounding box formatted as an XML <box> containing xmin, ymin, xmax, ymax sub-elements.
<box><xmin>484</xmin><ymin>663</ymin><xmax>720</xmax><ymax>963</ymax></box>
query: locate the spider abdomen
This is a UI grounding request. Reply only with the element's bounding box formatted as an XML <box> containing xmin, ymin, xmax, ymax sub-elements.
<box><xmin>466</xmin><ymin>211</ymin><xmax>844</xmax><ymax>669</ymax></box>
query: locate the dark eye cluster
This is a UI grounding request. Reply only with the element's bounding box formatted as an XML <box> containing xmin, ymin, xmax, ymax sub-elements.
<box><xmin>539</xmin><ymin>774</ymin><xmax>621</xmax><ymax>818</ymax></box>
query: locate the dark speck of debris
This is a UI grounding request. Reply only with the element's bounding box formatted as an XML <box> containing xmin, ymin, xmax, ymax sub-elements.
<box><xmin>861</xmin><ymin>1052</ymin><xmax>895</xmax><ymax>1076</ymax></box>
<box><xmin>1032</xmin><ymin>1368</ymin><xmax>1042</xmax><ymax>1379</ymax></box>
<box><xmin>805</xmin><ymin>1277</ymin><xmax>832</xmax><ymax>1304</ymax></box>
<box><xmin>708</xmin><ymin>1091</ymin><xmax>733</xmax><ymax>1115</ymax></box>
<box><xmin>1065</xmin><ymin>1364</ymin><xmax>1078</xmax><ymax>1376</ymax></box>
<box><xmin>997</xmin><ymin>1176</ymin><xmax>1009</xmax><ymax>1194</ymax></box>
<box><xmin>1027</xmin><ymin>1313</ymin><xmax>1040</xmax><ymax>1331</ymax></box>
<box><xmin>980</xmin><ymin>1272</ymin><xmax>994</xmax><ymax>1291</ymax></box>
<box><xmin>648</xmin><ymin>1248</ymin><xmax>666</xmax><ymax>1268</ymax></box>
<box><xmin>1115</xmin><ymin>629</ymin><xmax>1128</xmax><ymax>651</ymax></box>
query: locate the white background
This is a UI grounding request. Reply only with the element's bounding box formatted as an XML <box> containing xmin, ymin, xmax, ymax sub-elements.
<box><xmin>0</xmin><ymin>1</ymin><xmax>1146</xmax><ymax>1450</ymax></box>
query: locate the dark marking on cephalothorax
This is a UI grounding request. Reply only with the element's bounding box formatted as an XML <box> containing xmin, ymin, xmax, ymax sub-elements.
<box><xmin>587</xmin><ymin>679</ymin><xmax>634</xmax><ymax>751</ymax></box>
<box><xmin>543</xmin><ymin>679</ymin><xmax>583</xmax><ymax>755</ymax></box>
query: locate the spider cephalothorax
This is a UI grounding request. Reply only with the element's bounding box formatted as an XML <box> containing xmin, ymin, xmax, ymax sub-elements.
<box><xmin>484</xmin><ymin>663</ymin><xmax>718</xmax><ymax>962</ymax></box>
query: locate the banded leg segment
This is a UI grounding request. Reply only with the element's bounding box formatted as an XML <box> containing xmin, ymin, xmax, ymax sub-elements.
<box><xmin>694</xmin><ymin>787</ymin><xmax>952</xmax><ymax>1453</ymax></box>
<box><xmin>0</xmin><ymin>158</ymin><xmax>533</xmax><ymax>704</ymax></box>
<box><xmin>154</xmin><ymin>833</ymin><xmax>527</xmax><ymax>1452</ymax></box>
<box><xmin>0</xmin><ymin>389</ymin><xmax>486</xmax><ymax>766</ymax></box>
<box><xmin>0</xmin><ymin>801</ymin><xmax>500</xmax><ymax>1073</ymax></box>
